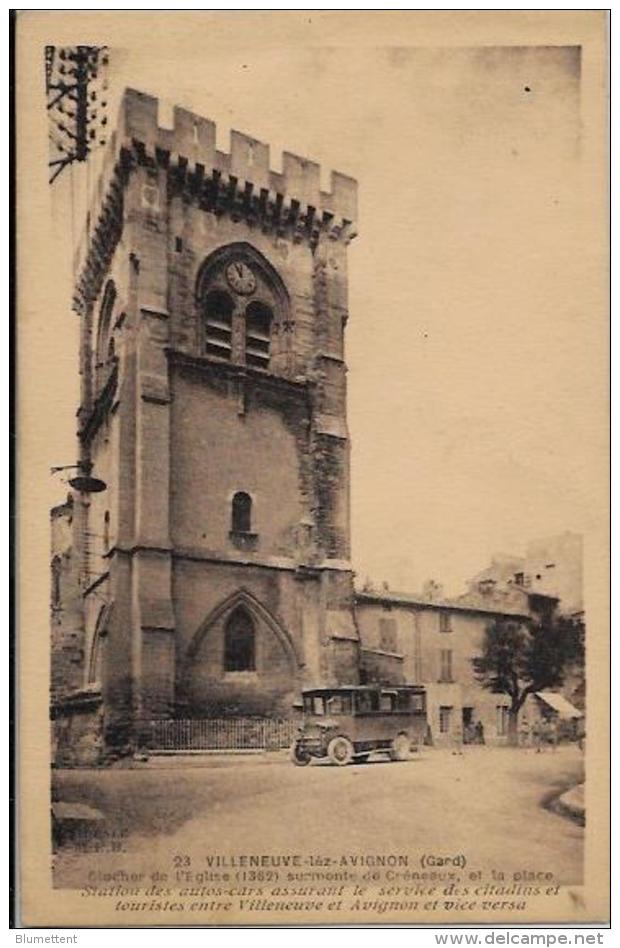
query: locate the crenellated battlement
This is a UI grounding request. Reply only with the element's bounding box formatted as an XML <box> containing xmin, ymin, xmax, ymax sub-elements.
<box><xmin>119</xmin><ymin>88</ymin><xmax>357</xmax><ymax>222</ymax></box>
<box><xmin>73</xmin><ymin>88</ymin><xmax>358</xmax><ymax>311</ymax></box>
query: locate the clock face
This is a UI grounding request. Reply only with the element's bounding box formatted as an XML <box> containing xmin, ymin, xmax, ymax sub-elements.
<box><xmin>226</xmin><ymin>261</ymin><xmax>257</xmax><ymax>295</ymax></box>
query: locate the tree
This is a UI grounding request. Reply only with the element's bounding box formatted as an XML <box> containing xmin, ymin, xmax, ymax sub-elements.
<box><xmin>472</xmin><ymin>615</ymin><xmax>584</xmax><ymax>745</ymax></box>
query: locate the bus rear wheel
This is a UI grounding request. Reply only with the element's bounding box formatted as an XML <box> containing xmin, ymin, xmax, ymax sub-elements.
<box><xmin>328</xmin><ymin>736</ymin><xmax>354</xmax><ymax>766</ymax></box>
<box><xmin>390</xmin><ymin>733</ymin><xmax>411</xmax><ymax>761</ymax></box>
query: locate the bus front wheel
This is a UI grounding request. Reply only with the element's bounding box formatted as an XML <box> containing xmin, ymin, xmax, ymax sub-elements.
<box><xmin>328</xmin><ymin>736</ymin><xmax>354</xmax><ymax>766</ymax></box>
<box><xmin>290</xmin><ymin>742</ymin><xmax>311</xmax><ymax>766</ymax></box>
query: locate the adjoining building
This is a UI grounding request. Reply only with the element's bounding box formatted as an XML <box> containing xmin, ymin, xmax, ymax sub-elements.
<box><xmin>464</xmin><ymin>536</ymin><xmax>585</xmax><ymax>715</ymax></box>
<box><xmin>50</xmin><ymin>90</ymin><xmax>584</xmax><ymax>765</ymax></box>
<box><xmin>468</xmin><ymin>532</ymin><xmax>584</xmax><ymax>620</ymax></box>
<box><xmin>355</xmin><ymin>584</ymin><xmax>563</xmax><ymax>747</ymax></box>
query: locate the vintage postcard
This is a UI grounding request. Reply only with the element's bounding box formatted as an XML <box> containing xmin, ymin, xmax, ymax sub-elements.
<box><xmin>16</xmin><ymin>10</ymin><xmax>609</xmax><ymax>927</ymax></box>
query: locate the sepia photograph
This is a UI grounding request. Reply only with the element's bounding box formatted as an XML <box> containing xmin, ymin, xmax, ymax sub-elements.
<box><xmin>15</xmin><ymin>10</ymin><xmax>609</xmax><ymax>928</ymax></box>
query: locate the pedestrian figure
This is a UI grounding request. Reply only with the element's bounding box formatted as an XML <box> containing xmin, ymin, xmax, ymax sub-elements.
<box><xmin>532</xmin><ymin>719</ymin><xmax>543</xmax><ymax>753</ymax></box>
<box><xmin>474</xmin><ymin>720</ymin><xmax>485</xmax><ymax>745</ymax></box>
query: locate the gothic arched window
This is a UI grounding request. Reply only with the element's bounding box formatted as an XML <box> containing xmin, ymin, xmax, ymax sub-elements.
<box><xmin>203</xmin><ymin>290</ymin><xmax>234</xmax><ymax>361</ymax></box>
<box><xmin>95</xmin><ymin>281</ymin><xmax>117</xmax><ymax>394</ymax></box>
<box><xmin>245</xmin><ymin>300</ymin><xmax>273</xmax><ymax>370</ymax></box>
<box><xmin>88</xmin><ymin>604</ymin><xmax>111</xmax><ymax>684</ymax></box>
<box><xmin>196</xmin><ymin>244</ymin><xmax>290</xmax><ymax>373</ymax></box>
<box><xmin>224</xmin><ymin>607</ymin><xmax>256</xmax><ymax>672</ymax></box>
<box><xmin>231</xmin><ymin>491</ymin><xmax>252</xmax><ymax>534</ymax></box>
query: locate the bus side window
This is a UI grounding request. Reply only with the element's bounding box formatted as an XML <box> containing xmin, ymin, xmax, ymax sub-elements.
<box><xmin>356</xmin><ymin>692</ymin><xmax>372</xmax><ymax>714</ymax></box>
<box><xmin>380</xmin><ymin>692</ymin><xmax>395</xmax><ymax>712</ymax></box>
<box><xmin>327</xmin><ymin>694</ymin><xmax>352</xmax><ymax>716</ymax></box>
<box><xmin>395</xmin><ymin>691</ymin><xmax>412</xmax><ymax>712</ymax></box>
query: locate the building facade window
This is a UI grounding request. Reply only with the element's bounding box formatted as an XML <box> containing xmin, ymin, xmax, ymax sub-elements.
<box><xmin>439</xmin><ymin>648</ymin><xmax>453</xmax><ymax>682</ymax></box>
<box><xmin>439</xmin><ymin>611</ymin><xmax>452</xmax><ymax>633</ymax></box>
<box><xmin>496</xmin><ymin>705</ymin><xmax>510</xmax><ymax>736</ymax></box>
<box><xmin>231</xmin><ymin>491</ymin><xmax>252</xmax><ymax>534</ymax></box>
<box><xmin>439</xmin><ymin>706</ymin><xmax>452</xmax><ymax>734</ymax></box>
<box><xmin>224</xmin><ymin>607</ymin><xmax>256</xmax><ymax>672</ymax></box>
<box><xmin>379</xmin><ymin>617</ymin><xmax>398</xmax><ymax>652</ymax></box>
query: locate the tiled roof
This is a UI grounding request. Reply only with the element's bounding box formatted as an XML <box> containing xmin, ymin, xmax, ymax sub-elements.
<box><xmin>354</xmin><ymin>588</ymin><xmax>529</xmax><ymax>618</ymax></box>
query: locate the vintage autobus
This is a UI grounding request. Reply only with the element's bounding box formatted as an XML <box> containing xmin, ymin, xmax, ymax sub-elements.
<box><xmin>291</xmin><ymin>685</ymin><xmax>427</xmax><ymax>766</ymax></box>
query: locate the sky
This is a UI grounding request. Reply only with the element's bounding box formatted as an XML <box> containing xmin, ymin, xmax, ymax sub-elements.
<box><xmin>35</xmin><ymin>13</ymin><xmax>607</xmax><ymax>596</ymax></box>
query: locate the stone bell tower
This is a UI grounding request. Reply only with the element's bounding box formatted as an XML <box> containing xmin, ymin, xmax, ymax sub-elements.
<box><xmin>69</xmin><ymin>88</ymin><xmax>359</xmax><ymax>756</ymax></box>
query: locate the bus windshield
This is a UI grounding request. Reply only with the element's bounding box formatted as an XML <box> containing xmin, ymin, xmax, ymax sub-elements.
<box><xmin>303</xmin><ymin>693</ymin><xmax>353</xmax><ymax>716</ymax></box>
<box><xmin>304</xmin><ymin>695</ymin><xmax>325</xmax><ymax>715</ymax></box>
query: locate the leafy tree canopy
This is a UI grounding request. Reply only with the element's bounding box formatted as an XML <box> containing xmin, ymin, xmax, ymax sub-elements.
<box><xmin>472</xmin><ymin>615</ymin><xmax>584</xmax><ymax>713</ymax></box>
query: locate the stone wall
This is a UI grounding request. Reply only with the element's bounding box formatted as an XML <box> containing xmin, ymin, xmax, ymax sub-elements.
<box><xmin>50</xmin><ymin>497</ymin><xmax>85</xmax><ymax>698</ymax></box>
<box><xmin>52</xmin><ymin>691</ymin><xmax>104</xmax><ymax>767</ymax></box>
<box><xmin>169</xmin><ymin>368</ymin><xmax>309</xmax><ymax>558</ymax></box>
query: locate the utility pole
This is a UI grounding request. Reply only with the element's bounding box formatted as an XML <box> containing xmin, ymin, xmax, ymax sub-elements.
<box><xmin>45</xmin><ymin>45</ymin><xmax>109</xmax><ymax>184</ymax></box>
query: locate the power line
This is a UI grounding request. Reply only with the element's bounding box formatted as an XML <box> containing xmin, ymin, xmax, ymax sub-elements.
<box><xmin>45</xmin><ymin>45</ymin><xmax>110</xmax><ymax>184</ymax></box>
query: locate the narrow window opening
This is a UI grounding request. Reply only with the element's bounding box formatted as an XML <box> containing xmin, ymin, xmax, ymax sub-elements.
<box><xmin>88</xmin><ymin>607</ymin><xmax>109</xmax><ymax>684</ymax></box>
<box><xmin>204</xmin><ymin>290</ymin><xmax>233</xmax><ymax>361</ymax></box>
<box><xmin>439</xmin><ymin>648</ymin><xmax>453</xmax><ymax>682</ymax></box>
<box><xmin>224</xmin><ymin>608</ymin><xmax>255</xmax><ymax>672</ymax></box>
<box><xmin>439</xmin><ymin>706</ymin><xmax>453</xmax><ymax>734</ymax></box>
<box><xmin>496</xmin><ymin>706</ymin><xmax>509</xmax><ymax>736</ymax></box>
<box><xmin>175</xmin><ymin>236</ymin><xmax>183</xmax><ymax>253</ymax></box>
<box><xmin>51</xmin><ymin>556</ymin><xmax>61</xmax><ymax>609</ymax></box>
<box><xmin>379</xmin><ymin>617</ymin><xmax>397</xmax><ymax>652</ymax></box>
<box><xmin>103</xmin><ymin>511</ymin><xmax>110</xmax><ymax>552</ymax></box>
<box><xmin>95</xmin><ymin>280</ymin><xmax>117</xmax><ymax>395</ymax></box>
<box><xmin>231</xmin><ymin>491</ymin><xmax>252</xmax><ymax>533</ymax></box>
<box><xmin>88</xmin><ymin>631</ymin><xmax>104</xmax><ymax>683</ymax></box>
<box><xmin>245</xmin><ymin>300</ymin><xmax>272</xmax><ymax>370</ymax></box>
